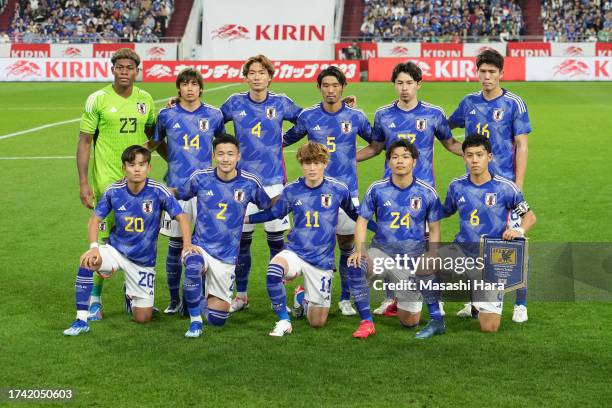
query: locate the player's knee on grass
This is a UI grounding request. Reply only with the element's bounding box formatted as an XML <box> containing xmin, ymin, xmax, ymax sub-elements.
<box><xmin>132</xmin><ymin>307</ymin><xmax>153</xmax><ymax>323</ymax></box>
<box><xmin>398</xmin><ymin>309</ymin><xmax>420</xmax><ymax>327</ymax></box>
<box><xmin>479</xmin><ymin>312</ymin><xmax>501</xmax><ymax>333</ymax></box>
<box><xmin>208</xmin><ymin>295</ymin><xmax>230</xmax><ymax>313</ymax></box>
<box><xmin>307</xmin><ymin>305</ymin><xmax>329</xmax><ymax>328</ymax></box>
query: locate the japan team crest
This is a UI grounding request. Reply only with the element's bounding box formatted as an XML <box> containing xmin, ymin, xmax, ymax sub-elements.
<box><xmin>416</xmin><ymin>118</ymin><xmax>428</xmax><ymax>132</ymax></box>
<box><xmin>493</xmin><ymin>108</ymin><xmax>504</xmax><ymax>122</ymax></box>
<box><xmin>265</xmin><ymin>107</ymin><xmax>276</xmax><ymax>119</ymax></box>
<box><xmin>199</xmin><ymin>119</ymin><xmax>209</xmax><ymax>132</ymax></box>
<box><xmin>234</xmin><ymin>189</ymin><xmax>245</xmax><ymax>202</ymax></box>
<box><xmin>142</xmin><ymin>200</ymin><xmax>154</xmax><ymax>214</ymax></box>
<box><xmin>410</xmin><ymin>197</ymin><xmax>422</xmax><ymax>211</ymax></box>
<box><xmin>136</xmin><ymin>102</ymin><xmax>147</xmax><ymax>115</ymax></box>
<box><xmin>485</xmin><ymin>193</ymin><xmax>497</xmax><ymax>207</ymax></box>
<box><xmin>320</xmin><ymin>194</ymin><xmax>332</xmax><ymax>208</ymax></box>
<box><xmin>98</xmin><ymin>221</ymin><xmax>107</xmax><ymax>232</ymax></box>
<box><xmin>341</xmin><ymin>121</ymin><xmax>352</xmax><ymax>134</ymax></box>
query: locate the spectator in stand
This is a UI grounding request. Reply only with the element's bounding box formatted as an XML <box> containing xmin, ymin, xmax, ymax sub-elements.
<box><xmin>540</xmin><ymin>0</ymin><xmax>610</xmax><ymax>42</ymax></box>
<box><xmin>9</xmin><ymin>0</ymin><xmax>174</xmax><ymax>43</ymax></box>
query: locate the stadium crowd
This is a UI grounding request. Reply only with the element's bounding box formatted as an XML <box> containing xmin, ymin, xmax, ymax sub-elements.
<box><xmin>7</xmin><ymin>0</ymin><xmax>174</xmax><ymax>43</ymax></box>
<box><xmin>541</xmin><ymin>0</ymin><xmax>612</xmax><ymax>42</ymax></box>
<box><xmin>360</xmin><ymin>0</ymin><xmax>525</xmax><ymax>42</ymax></box>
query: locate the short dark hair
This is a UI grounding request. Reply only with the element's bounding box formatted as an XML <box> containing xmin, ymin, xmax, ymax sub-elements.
<box><xmin>462</xmin><ymin>134</ymin><xmax>492</xmax><ymax>153</ymax></box>
<box><xmin>176</xmin><ymin>68</ymin><xmax>203</xmax><ymax>96</ymax></box>
<box><xmin>111</xmin><ymin>48</ymin><xmax>140</xmax><ymax>67</ymax></box>
<box><xmin>391</xmin><ymin>62</ymin><xmax>422</xmax><ymax>83</ymax></box>
<box><xmin>317</xmin><ymin>66</ymin><xmax>347</xmax><ymax>87</ymax></box>
<box><xmin>476</xmin><ymin>49</ymin><xmax>504</xmax><ymax>71</ymax></box>
<box><xmin>386</xmin><ymin>139</ymin><xmax>419</xmax><ymax>161</ymax></box>
<box><xmin>121</xmin><ymin>145</ymin><xmax>151</xmax><ymax>164</ymax></box>
<box><xmin>213</xmin><ymin>133</ymin><xmax>240</xmax><ymax>151</ymax></box>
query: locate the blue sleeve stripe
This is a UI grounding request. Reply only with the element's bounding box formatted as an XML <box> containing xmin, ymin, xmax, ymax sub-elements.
<box><xmin>494</xmin><ymin>175</ymin><xmax>521</xmax><ymax>193</ymax></box>
<box><xmin>416</xmin><ymin>179</ymin><xmax>439</xmax><ymax>198</ymax></box>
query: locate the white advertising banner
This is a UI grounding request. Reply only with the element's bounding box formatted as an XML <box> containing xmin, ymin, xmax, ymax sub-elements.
<box><xmin>550</xmin><ymin>42</ymin><xmax>596</xmax><ymax>57</ymax></box>
<box><xmin>0</xmin><ymin>58</ymin><xmax>114</xmax><ymax>81</ymax></box>
<box><xmin>200</xmin><ymin>0</ymin><xmax>334</xmax><ymax>60</ymax></box>
<box><xmin>135</xmin><ymin>43</ymin><xmax>178</xmax><ymax>60</ymax></box>
<box><xmin>525</xmin><ymin>57</ymin><xmax>612</xmax><ymax>81</ymax></box>
<box><xmin>377</xmin><ymin>42</ymin><xmax>421</xmax><ymax>58</ymax></box>
<box><xmin>0</xmin><ymin>44</ymin><xmax>10</xmax><ymax>58</ymax></box>
<box><xmin>462</xmin><ymin>42</ymin><xmax>507</xmax><ymax>57</ymax></box>
<box><xmin>51</xmin><ymin>44</ymin><xmax>93</xmax><ymax>58</ymax></box>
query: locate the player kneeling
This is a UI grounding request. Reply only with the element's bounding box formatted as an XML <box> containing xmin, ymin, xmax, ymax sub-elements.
<box><xmin>246</xmin><ymin>142</ymin><xmax>376</xmax><ymax>337</ymax></box>
<box><xmin>64</xmin><ymin>146</ymin><xmax>193</xmax><ymax>336</ymax></box>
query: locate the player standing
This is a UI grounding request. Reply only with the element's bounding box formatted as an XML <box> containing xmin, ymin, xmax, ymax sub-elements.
<box><xmin>356</xmin><ymin>61</ymin><xmax>462</xmax><ymax>315</ymax></box>
<box><xmin>174</xmin><ymin>134</ymin><xmax>273</xmax><ymax>338</ymax></box>
<box><xmin>283</xmin><ymin>66</ymin><xmax>374</xmax><ymax>321</ymax></box>
<box><xmin>76</xmin><ymin>48</ymin><xmax>156</xmax><ymax>321</ymax></box>
<box><xmin>448</xmin><ymin>49</ymin><xmax>532</xmax><ymax>322</ymax></box>
<box><xmin>219</xmin><ymin>55</ymin><xmax>301</xmax><ymax>312</ymax></box>
<box><xmin>440</xmin><ymin>135</ymin><xmax>536</xmax><ymax>333</ymax></box>
<box><xmin>146</xmin><ymin>68</ymin><xmax>225</xmax><ymax>314</ymax></box>
<box><xmin>247</xmin><ymin>142</ymin><xmax>376</xmax><ymax>338</ymax></box>
<box><xmin>64</xmin><ymin>146</ymin><xmax>192</xmax><ymax>336</ymax></box>
<box><xmin>349</xmin><ymin>139</ymin><xmax>445</xmax><ymax>338</ymax></box>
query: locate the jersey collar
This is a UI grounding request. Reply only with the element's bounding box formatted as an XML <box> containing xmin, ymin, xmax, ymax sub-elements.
<box><xmin>480</xmin><ymin>88</ymin><xmax>506</xmax><ymax>103</ymax></box>
<box><xmin>247</xmin><ymin>91</ymin><xmax>270</xmax><ymax>104</ymax></box>
<box><xmin>319</xmin><ymin>102</ymin><xmax>346</xmax><ymax>116</ymax></box>
<box><xmin>299</xmin><ymin>176</ymin><xmax>325</xmax><ymax>190</ymax></box>
<box><xmin>214</xmin><ymin>168</ymin><xmax>240</xmax><ymax>183</ymax></box>
<box><xmin>389</xmin><ymin>175</ymin><xmax>416</xmax><ymax>191</ymax></box>
<box><xmin>394</xmin><ymin>100</ymin><xmax>421</xmax><ymax>113</ymax></box>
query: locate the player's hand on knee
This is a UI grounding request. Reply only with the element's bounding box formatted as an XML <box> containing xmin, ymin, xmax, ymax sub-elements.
<box><xmin>181</xmin><ymin>243</ymin><xmax>198</xmax><ymax>258</ymax></box>
<box><xmin>80</xmin><ymin>248</ymin><xmax>101</xmax><ymax>270</ymax></box>
<box><xmin>79</xmin><ymin>182</ymin><xmax>95</xmax><ymax>209</ymax></box>
<box><xmin>347</xmin><ymin>250</ymin><xmax>364</xmax><ymax>267</ymax></box>
<box><xmin>502</xmin><ymin>229</ymin><xmax>522</xmax><ymax>241</ymax></box>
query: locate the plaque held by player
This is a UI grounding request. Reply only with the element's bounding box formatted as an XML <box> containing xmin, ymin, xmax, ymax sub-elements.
<box><xmin>480</xmin><ymin>236</ymin><xmax>529</xmax><ymax>293</ymax></box>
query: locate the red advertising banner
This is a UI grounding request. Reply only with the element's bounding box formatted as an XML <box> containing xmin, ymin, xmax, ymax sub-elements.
<box><xmin>10</xmin><ymin>43</ymin><xmax>50</xmax><ymax>58</ymax></box>
<box><xmin>368</xmin><ymin>57</ymin><xmax>526</xmax><ymax>82</ymax></box>
<box><xmin>595</xmin><ymin>42</ymin><xmax>612</xmax><ymax>56</ymax></box>
<box><xmin>143</xmin><ymin>60</ymin><xmax>360</xmax><ymax>82</ymax></box>
<box><xmin>93</xmin><ymin>43</ymin><xmax>135</xmax><ymax>58</ymax></box>
<box><xmin>335</xmin><ymin>42</ymin><xmax>378</xmax><ymax>60</ymax></box>
<box><xmin>421</xmin><ymin>43</ymin><xmax>463</xmax><ymax>58</ymax></box>
<box><xmin>507</xmin><ymin>42</ymin><xmax>551</xmax><ymax>57</ymax></box>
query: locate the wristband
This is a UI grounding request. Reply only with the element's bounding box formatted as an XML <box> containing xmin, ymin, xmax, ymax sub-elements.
<box><xmin>90</xmin><ymin>242</ymin><xmax>99</xmax><ymax>249</ymax></box>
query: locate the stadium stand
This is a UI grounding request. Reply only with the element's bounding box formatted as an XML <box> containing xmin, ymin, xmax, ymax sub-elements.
<box><xmin>7</xmin><ymin>0</ymin><xmax>174</xmax><ymax>43</ymax></box>
<box><xmin>540</xmin><ymin>0</ymin><xmax>612</xmax><ymax>42</ymax></box>
<box><xmin>360</xmin><ymin>0</ymin><xmax>526</xmax><ymax>42</ymax></box>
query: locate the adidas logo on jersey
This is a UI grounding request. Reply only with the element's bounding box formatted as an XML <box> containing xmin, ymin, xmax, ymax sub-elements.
<box><xmin>117</xmin><ymin>205</ymin><xmax>127</xmax><ymax>211</ymax></box>
<box><xmin>206</xmin><ymin>190</ymin><xmax>214</xmax><ymax>196</ymax></box>
<box><xmin>458</xmin><ymin>196</ymin><xmax>466</xmax><ymax>203</ymax></box>
<box><xmin>383</xmin><ymin>200</ymin><xmax>392</xmax><ymax>207</ymax></box>
<box><xmin>238</xmin><ymin>110</ymin><xmax>247</xmax><ymax>116</ymax></box>
<box><xmin>469</xmin><ymin>109</ymin><xmax>476</xmax><ymax>115</ymax></box>
<box><xmin>173</xmin><ymin>123</ymin><xmax>181</xmax><ymax>129</ymax></box>
<box><xmin>110</xmin><ymin>107</ymin><xmax>118</xmax><ymax>113</ymax></box>
<box><xmin>313</xmin><ymin>125</ymin><xmax>321</xmax><ymax>131</ymax></box>
<box><xmin>388</xmin><ymin>122</ymin><xmax>396</xmax><ymax>128</ymax></box>
<box><xmin>295</xmin><ymin>200</ymin><xmax>303</xmax><ymax>206</ymax></box>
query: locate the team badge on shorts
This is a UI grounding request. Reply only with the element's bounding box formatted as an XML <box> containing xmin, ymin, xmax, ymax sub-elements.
<box><xmin>265</xmin><ymin>107</ymin><xmax>276</xmax><ymax>119</ymax></box>
<box><xmin>493</xmin><ymin>108</ymin><xmax>504</xmax><ymax>121</ymax></box>
<box><xmin>199</xmin><ymin>119</ymin><xmax>209</xmax><ymax>132</ymax></box>
<box><xmin>234</xmin><ymin>189</ymin><xmax>245</xmax><ymax>202</ymax></box>
<box><xmin>321</xmin><ymin>194</ymin><xmax>332</xmax><ymax>208</ymax></box>
<box><xmin>485</xmin><ymin>193</ymin><xmax>497</xmax><ymax>207</ymax></box>
<box><xmin>142</xmin><ymin>199</ymin><xmax>154</xmax><ymax>214</ymax></box>
<box><xmin>416</xmin><ymin>118</ymin><xmax>428</xmax><ymax>131</ymax></box>
<box><xmin>341</xmin><ymin>121</ymin><xmax>352</xmax><ymax>134</ymax></box>
<box><xmin>136</xmin><ymin>102</ymin><xmax>147</xmax><ymax>115</ymax></box>
<box><xmin>410</xmin><ymin>197</ymin><xmax>422</xmax><ymax>211</ymax></box>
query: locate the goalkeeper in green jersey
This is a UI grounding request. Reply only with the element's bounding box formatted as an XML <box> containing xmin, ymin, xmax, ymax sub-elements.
<box><xmin>76</xmin><ymin>48</ymin><xmax>156</xmax><ymax>320</ymax></box>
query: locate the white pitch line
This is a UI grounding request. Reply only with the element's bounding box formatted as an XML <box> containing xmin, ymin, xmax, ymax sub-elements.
<box><xmin>0</xmin><ymin>83</ymin><xmax>241</xmax><ymax>141</ymax></box>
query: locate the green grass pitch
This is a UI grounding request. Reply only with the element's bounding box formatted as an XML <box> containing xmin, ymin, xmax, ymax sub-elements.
<box><xmin>0</xmin><ymin>81</ymin><xmax>611</xmax><ymax>407</ymax></box>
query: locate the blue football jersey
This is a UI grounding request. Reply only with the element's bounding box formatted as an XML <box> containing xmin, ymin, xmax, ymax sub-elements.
<box><xmin>360</xmin><ymin>177</ymin><xmax>443</xmax><ymax>247</ymax></box>
<box><xmin>448</xmin><ymin>89</ymin><xmax>531</xmax><ymax>180</ymax></box>
<box><xmin>153</xmin><ymin>103</ymin><xmax>225</xmax><ymax>188</ymax></box>
<box><xmin>95</xmin><ymin>178</ymin><xmax>183</xmax><ymax>267</ymax></box>
<box><xmin>254</xmin><ymin>177</ymin><xmax>358</xmax><ymax>270</ymax></box>
<box><xmin>372</xmin><ymin>101</ymin><xmax>452</xmax><ymax>186</ymax></box>
<box><xmin>177</xmin><ymin>168</ymin><xmax>272</xmax><ymax>264</ymax></box>
<box><xmin>220</xmin><ymin>91</ymin><xmax>302</xmax><ymax>186</ymax></box>
<box><xmin>284</xmin><ymin>102</ymin><xmax>373</xmax><ymax>198</ymax></box>
<box><xmin>443</xmin><ymin>174</ymin><xmax>527</xmax><ymax>245</ymax></box>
